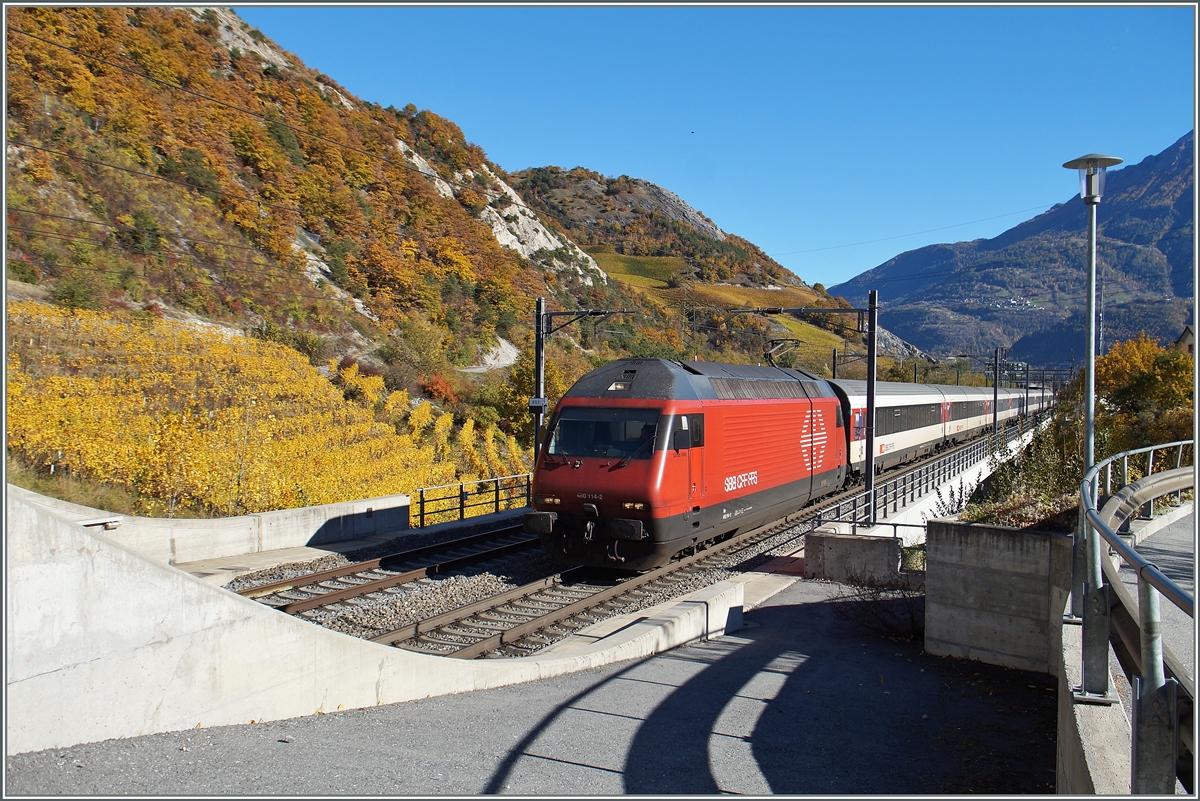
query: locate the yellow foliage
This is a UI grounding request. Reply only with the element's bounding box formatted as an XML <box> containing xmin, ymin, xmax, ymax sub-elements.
<box><xmin>382</xmin><ymin>388</ymin><xmax>409</xmax><ymax>422</ymax></box>
<box><xmin>407</xmin><ymin>400</ymin><xmax>434</xmax><ymax>440</ymax></box>
<box><xmin>5</xmin><ymin>301</ymin><xmax>478</xmax><ymax>516</ymax></box>
<box><xmin>433</xmin><ymin>411</ymin><xmax>454</xmax><ymax>456</ymax></box>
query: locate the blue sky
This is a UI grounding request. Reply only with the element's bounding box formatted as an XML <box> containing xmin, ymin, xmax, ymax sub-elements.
<box><xmin>232</xmin><ymin>5</ymin><xmax>1195</xmax><ymax>290</ymax></box>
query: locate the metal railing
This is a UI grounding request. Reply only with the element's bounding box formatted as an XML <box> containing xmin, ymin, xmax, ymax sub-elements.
<box><xmin>817</xmin><ymin>411</ymin><xmax>1049</xmax><ymax>530</ymax></box>
<box><xmin>1076</xmin><ymin>440</ymin><xmax>1194</xmax><ymax>794</ymax></box>
<box><xmin>413</xmin><ymin>473</ymin><xmax>532</xmax><ymax>528</ymax></box>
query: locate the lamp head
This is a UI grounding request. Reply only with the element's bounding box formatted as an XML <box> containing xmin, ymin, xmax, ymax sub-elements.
<box><xmin>1062</xmin><ymin>154</ymin><xmax>1123</xmax><ymax>204</ymax></box>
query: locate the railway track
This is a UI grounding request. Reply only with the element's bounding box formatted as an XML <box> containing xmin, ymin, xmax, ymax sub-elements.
<box><xmin>235</xmin><ymin>525</ymin><xmax>539</xmax><ymax>615</ymax></box>
<box><xmin>370</xmin><ymin>499</ymin><xmax>834</xmax><ymax>659</ymax></box>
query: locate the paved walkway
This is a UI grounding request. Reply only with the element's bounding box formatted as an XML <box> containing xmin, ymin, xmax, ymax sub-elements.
<box><xmin>5</xmin><ymin>577</ymin><xmax>1058</xmax><ymax>795</ymax></box>
<box><xmin>1116</xmin><ymin>511</ymin><xmax>1194</xmax><ymax>679</ymax></box>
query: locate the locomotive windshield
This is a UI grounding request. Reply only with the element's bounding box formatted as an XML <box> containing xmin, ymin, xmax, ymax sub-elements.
<box><xmin>547</xmin><ymin>407</ymin><xmax>662</xmax><ymax>459</ymax></box>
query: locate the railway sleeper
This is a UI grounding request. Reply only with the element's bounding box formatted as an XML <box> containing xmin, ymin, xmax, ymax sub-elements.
<box><xmin>419</xmin><ymin>630</ymin><xmax>480</xmax><ymax>646</ymax></box>
<box><xmin>490</xmin><ymin>606</ymin><xmax>545</xmax><ymax>621</ymax></box>
<box><xmin>476</xmin><ymin>610</ymin><xmax>537</xmax><ymax>624</ymax></box>
<box><xmin>446</xmin><ymin>618</ymin><xmax>511</xmax><ymax>634</ymax></box>
<box><xmin>507</xmin><ymin>598</ymin><xmax>560</xmax><ymax>613</ymax></box>
<box><xmin>276</xmin><ymin>590</ymin><xmax>321</xmax><ymax>601</ymax></box>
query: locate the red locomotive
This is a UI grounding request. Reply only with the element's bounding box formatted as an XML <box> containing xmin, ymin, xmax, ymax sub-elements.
<box><xmin>523</xmin><ymin>359</ymin><xmax>846</xmax><ymax>571</ymax></box>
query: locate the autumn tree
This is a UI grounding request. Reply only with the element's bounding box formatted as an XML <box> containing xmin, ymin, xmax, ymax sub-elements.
<box><xmin>496</xmin><ymin>347</ymin><xmax>568</xmax><ymax>446</ymax></box>
<box><xmin>1095</xmin><ymin>332</ymin><xmax>1193</xmax><ymax>452</ymax></box>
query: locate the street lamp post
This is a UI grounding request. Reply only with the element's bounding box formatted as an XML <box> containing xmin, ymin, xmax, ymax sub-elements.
<box><xmin>1062</xmin><ymin>153</ymin><xmax>1121</xmax><ymax>705</ymax></box>
<box><xmin>1063</xmin><ymin>154</ymin><xmax>1122</xmax><ymax>479</ymax></box>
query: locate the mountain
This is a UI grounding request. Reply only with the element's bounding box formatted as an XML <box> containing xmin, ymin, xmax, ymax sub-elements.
<box><xmin>511</xmin><ymin>166</ymin><xmax>796</xmax><ymax>287</ymax></box>
<box><xmin>829</xmin><ymin>131</ymin><xmax>1194</xmax><ymax>367</ymax></box>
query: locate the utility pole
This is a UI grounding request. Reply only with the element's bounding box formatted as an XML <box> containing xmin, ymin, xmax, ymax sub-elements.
<box><xmin>530</xmin><ymin>298</ymin><xmax>633</xmax><ymax>455</ymax></box>
<box><xmin>992</xmin><ymin>347</ymin><xmax>1001</xmax><ymax>435</ymax></box>
<box><xmin>1024</xmin><ymin>362</ymin><xmax>1030</xmax><ymax>415</ymax></box>
<box><xmin>865</xmin><ymin>290</ymin><xmax>878</xmax><ymax>524</ymax></box>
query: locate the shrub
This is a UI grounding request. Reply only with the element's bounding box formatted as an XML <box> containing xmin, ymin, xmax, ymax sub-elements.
<box><xmin>421</xmin><ymin>373</ymin><xmax>459</xmax><ymax>405</ymax></box>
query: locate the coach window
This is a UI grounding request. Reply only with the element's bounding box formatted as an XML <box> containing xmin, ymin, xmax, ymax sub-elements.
<box><xmin>686</xmin><ymin>414</ymin><xmax>704</xmax><ymax>447</ymax></box>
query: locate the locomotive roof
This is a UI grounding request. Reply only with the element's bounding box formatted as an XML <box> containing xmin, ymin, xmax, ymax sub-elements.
<box><xmin>562</xmin><ymin>358</ymin><xmax>833</xmax><ymax>401</ymax></box>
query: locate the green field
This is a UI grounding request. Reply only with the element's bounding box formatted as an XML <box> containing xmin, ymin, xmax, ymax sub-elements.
<box><xmin>584</xmin><ymin>246</ymin><xmax>687</xmax><ymax>287</ymax></box>
<box><xmin>584</xmin><ymin>245</ymin><xmax>868</xmax><ymax>373</ymax></box>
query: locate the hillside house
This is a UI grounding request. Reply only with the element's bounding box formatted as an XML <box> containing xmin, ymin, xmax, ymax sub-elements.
<box><xmin>1175</xmin><ymin>325</ymin><xmax>1194</xmax><ymax>355</ymax></box>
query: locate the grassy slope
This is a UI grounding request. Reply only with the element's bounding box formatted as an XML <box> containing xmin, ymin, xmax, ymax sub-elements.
<box><xmin>588</xmin><ymin>247</ymin><xmax>859</xmax><ymax>374</ymax></box>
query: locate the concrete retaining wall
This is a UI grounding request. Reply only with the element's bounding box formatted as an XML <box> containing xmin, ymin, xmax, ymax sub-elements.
<box><xmin>803</xmin><ymin>528</ymin><xmax>900</xmax><ymax>583</ymax></box>
<box><xmin>924</xmin><ymin>519</ymin><xmax>1072</xmax><ymax>673</ymax></box>
<box><xmin>5</xmin><ymin>493</ymin><xmax>741</xmax><ymax>756</ymax></box>
<box><xmin>6</xmin><ymin>484</ymin><xmax>409</xmax><ymax>565</ymax></box>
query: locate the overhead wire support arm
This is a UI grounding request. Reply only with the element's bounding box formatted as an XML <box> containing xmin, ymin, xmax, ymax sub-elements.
<box><xmin>544</xmin><ymin>308</ymin><xmax>635</xmax><ymax>336</ymax></box>
<box><xmin>531</xmin><ymin>298</ymin><xmax>636</xmax><ymax>454</ymax></box>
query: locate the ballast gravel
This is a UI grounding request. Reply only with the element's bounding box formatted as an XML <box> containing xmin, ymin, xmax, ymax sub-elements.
<box><xmin>222</xmin><ymin>519</ymin><xmax>819</xmax><ymax>656</ymax></box>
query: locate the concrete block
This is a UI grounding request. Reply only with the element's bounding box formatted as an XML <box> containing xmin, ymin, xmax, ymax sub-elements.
<box><xmin>6</xmin><ymin>485</ymin><xmax>409</xmax><ymax>565</ymax></box>
<box><xmin>924</xmin><ymin>519</ymin><xmax>1071</xmax><ymax>673</ymax></box>
<box><xmin>804</xmin><ymin>528</ymin><xmax>900</xmax><ymax>584</ymax></box>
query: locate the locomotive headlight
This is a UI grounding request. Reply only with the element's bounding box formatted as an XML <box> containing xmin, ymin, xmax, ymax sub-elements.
<box><xmin>538</xmin><ymin>496</ymin><xmax>561</xmax><ymax>506</ymax></box>
<box><xmin>622</xmin><ymin>501</ymin><xmax>646</xmax><ymax>511</ymax></box>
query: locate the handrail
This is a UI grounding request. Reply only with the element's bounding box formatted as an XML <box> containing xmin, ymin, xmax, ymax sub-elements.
<box><xmin>413</xmin><ymin>473</ymin><xmax>532</xmax><ymax>528</ymax></box>
<box><xmin>1080</xmin><ymin>440</ymin><xmax>1193</xmax><ymax>616</ymax></box>
<box><xmin>1076</xmin><ymin>439</ymin><xmax>1194</xmax><ymax>794</ymax></box>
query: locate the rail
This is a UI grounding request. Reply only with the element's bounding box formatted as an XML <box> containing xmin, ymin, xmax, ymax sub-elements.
<box><xmin>1075</xmin><ymin>440</ymin><xmax>1194</xmax><ymax>794</ymax></box>
<box><xmin>413</xmin><ymin>473</ymin><xmax>532</xmax><ymax>528</ymax></box>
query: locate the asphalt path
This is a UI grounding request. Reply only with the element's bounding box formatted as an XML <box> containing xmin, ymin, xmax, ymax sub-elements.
<box><xmin>1116</xmin><ymin>512</ymin><xmax>1195</xmax><ymax>679</ymax></box>
<box><xmin>5</xmin><ymin>577</ymin><xmax>1058</xmax><ymax>796</ymax></box>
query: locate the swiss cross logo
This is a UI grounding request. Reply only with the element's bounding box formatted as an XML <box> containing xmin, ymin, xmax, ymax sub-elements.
<box><xmin>802</xmin><ymin>409</ymin><xmax>828</xmax><ymax>471</ymax></box>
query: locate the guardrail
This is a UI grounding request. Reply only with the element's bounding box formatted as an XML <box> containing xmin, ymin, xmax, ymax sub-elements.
<box><xmin>1076</xmin><ymin>440</ymin><xmax>1194</xmax><ymax>794</ymax></box>
<box><xmin>413</xmin><ymin>473</ymin><xmax>532</xmax><ymax>528</ymax></box>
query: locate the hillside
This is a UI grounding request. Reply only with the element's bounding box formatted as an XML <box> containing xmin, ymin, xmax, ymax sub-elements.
<box><xmin>4</xmin><ymin>6</ymin><xmax>635</xmax><ymax>391</ymax></box>
<box><xmin>507</xmin><ymin>166</ymin><xmax>906</xmax><ymax>370</ymax></box>
<box><xmin>829</xmin><ymin>131</ymin><xmax>1194</xmax><ymax>366</ymax></box>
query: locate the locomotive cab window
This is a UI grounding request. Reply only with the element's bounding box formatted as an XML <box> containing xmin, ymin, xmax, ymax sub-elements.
<box><xmin>547</xmin><ymin>407</ymin><xmax>662</xmax><ymax>460</ymax></box>
<box><xmin>665</xmin><ymin>413</ymin><xmax>704</xmax><ymax>450</ymax></box>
